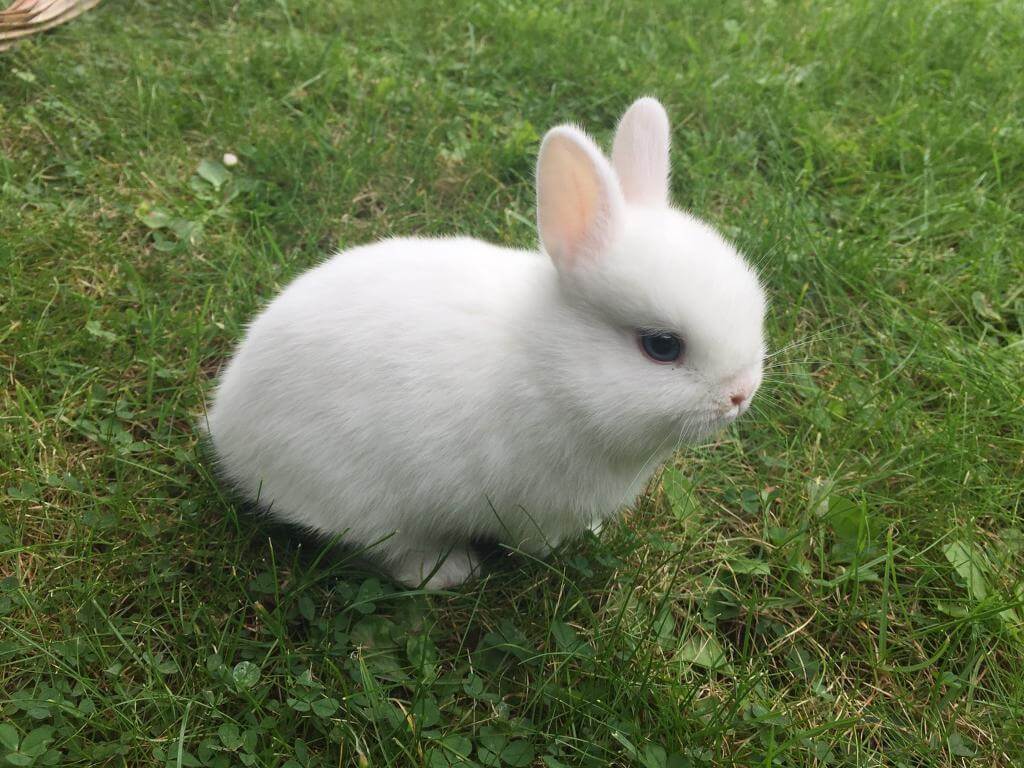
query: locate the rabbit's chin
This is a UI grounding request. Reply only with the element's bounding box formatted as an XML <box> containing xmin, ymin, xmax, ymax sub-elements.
<box><xmin>676</xmin><ymin>408</ymin><xmax>746</xmax><ymax>442</ymax></box>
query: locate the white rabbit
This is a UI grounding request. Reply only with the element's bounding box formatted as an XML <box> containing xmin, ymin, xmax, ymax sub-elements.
<box><xmin>206</xmin><ymin>97</ymin><xmax>766</xmax><ymax>589</ymax></box>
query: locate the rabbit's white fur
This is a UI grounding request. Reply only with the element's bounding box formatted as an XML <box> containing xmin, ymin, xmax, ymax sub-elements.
<box><xmin>206</xmin><ymin>98</ymin><xmax>766</xmax><ymax>589</ymax></box>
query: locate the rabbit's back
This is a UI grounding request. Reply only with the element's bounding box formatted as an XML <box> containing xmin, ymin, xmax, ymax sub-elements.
<box><xmin>206</xmin><ymin>237</ymin><xmax>598</xmax><ymax>544</ymax></box>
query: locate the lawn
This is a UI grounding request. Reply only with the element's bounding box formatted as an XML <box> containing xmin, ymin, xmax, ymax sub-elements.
<box><xmin>2</xmin><ymin>0</ymin><xmax>1023</xmax><ymax>765</ymax></box>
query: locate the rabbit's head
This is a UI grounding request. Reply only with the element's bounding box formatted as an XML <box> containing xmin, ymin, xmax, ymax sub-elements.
<box><xmin>535</xmin><ymin>98</ymin><xmax>766</xmax><ymax>458</ymax></box>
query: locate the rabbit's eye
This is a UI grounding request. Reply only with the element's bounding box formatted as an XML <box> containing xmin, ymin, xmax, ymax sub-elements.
<box><xmin>639</xmin><ymin>331</ymin><xmax>684</xmax><ymax>363</ymax></box>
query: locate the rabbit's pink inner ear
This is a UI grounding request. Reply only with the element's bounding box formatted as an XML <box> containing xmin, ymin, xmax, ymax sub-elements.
<box><xmin>611</xmin><ymin>97</ymin><xmax>671</xmax><ymax>207</ymax></box>
<box><xmin>537</xmin><ymin>126</ymin><xmax>624</xmax><ymax>270</ymax></box>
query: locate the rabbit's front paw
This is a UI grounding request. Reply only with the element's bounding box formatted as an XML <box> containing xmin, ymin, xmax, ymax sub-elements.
<box><xmin>390</xmin><ymin>546</ymin><xmax>479</xmax><ymax>590</ymax></box>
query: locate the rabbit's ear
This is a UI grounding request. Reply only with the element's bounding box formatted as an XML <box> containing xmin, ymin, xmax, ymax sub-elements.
<box><xmin>537</xmin><ymin>126</ymin><xmax>625</xmax><ymax>270</ymax></box>
<box><xmin>611</xmin><ymin>97</ymin><xmax>671</xmax><ymax>207</ymax></box>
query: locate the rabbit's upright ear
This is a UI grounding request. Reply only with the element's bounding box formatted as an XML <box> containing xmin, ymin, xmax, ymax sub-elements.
<box><xmin>611</xmin><ymin>97</ymin><xmax>671</xmax><ymax>207</ymax></box>
<box><xmin>537</xmin><ymin>126</ymin><xmax>625</xmax><ymax>270</ymax></box>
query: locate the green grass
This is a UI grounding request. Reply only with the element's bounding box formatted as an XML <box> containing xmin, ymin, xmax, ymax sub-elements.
<box><xmin>2</xmin><ymin>0</ymin><xmax>1023</xmax><ymax>765</ymax></box>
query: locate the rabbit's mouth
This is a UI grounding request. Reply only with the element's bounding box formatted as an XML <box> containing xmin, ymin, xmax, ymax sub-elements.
<box><xmin>721</xmin><ymin>400</ymin><xmax>752</xmax><ymax>420</ymax></box>
<box><xmin>701</xmin><ymin>404</ymin><xmax>750</xmax><ymax>432</ymax></box>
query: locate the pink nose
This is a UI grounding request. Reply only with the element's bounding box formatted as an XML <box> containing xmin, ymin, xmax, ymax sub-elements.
<box><xmin>730</xmin><ymin>392</ymin><xmax>747</xmax><ymax>407</ymax></box>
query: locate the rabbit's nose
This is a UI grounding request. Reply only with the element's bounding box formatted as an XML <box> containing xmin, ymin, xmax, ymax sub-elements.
<box><xmin>730</xmin><ymin>391</ymin><xmax>748</xmax><ymax>407</ymax></box>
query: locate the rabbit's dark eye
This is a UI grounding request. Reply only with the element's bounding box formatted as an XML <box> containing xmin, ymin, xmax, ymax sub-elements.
<box><xmin>639</xmin><ymin>331</ymin><xmax>684</xmax><ymax>363</ymax></box>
